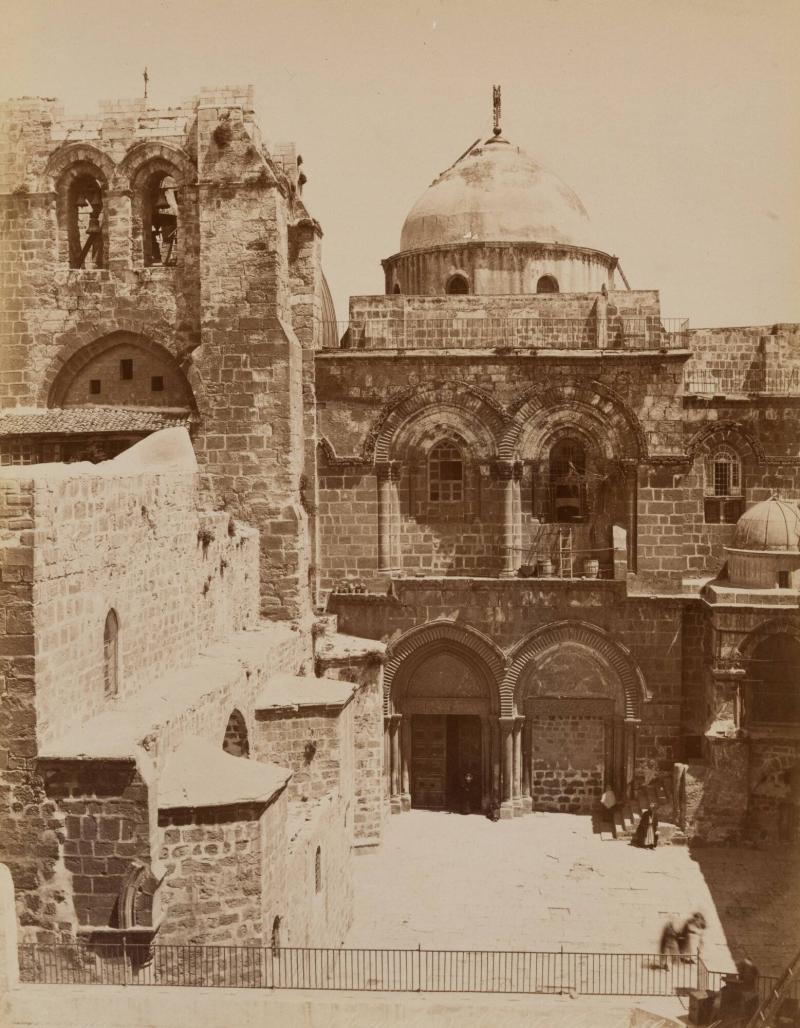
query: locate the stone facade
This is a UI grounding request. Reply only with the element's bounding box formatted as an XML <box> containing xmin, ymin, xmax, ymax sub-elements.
<box><xmin>1</xmin><ymin>81</ymin><xmax>799</xmax><ymax>967</ymax></box>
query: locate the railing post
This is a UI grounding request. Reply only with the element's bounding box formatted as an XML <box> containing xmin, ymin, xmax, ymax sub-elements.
<box><xmin>417</xmin><ymin>943</ymin><xmax>421</xmax><ymax>992</ymax></box>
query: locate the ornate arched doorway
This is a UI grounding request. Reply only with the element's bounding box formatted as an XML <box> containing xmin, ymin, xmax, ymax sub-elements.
<box><xmin>507</xmin><ymin>622</ymin><xmax>646</xmax><ymax>814</ymax></box>
<box><xmin>384</xmin><ymin>623</ymin><xmax>504</xmax><ymax>815</ymax></box>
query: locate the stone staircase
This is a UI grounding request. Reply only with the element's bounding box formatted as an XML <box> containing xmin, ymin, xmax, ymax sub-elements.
<box><xmin>602</xmin><ymin>781</ymin><xmax>688</xmax><ymax>846</ymax></box>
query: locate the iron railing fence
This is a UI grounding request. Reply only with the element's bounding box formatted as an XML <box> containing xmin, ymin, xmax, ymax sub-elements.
<box><xmin>322</xmin><ymin>317</ymin><xmax>689</xmax><ymax>352</ymax></box>
<box><xmin>19</xmin><ymin>942</ymin><xmax>705</xmax><ymax>995</ymax></box>
<box><xmin>699</xmin><ymin>968</ymin><xmax>800</xmax><ymax>1010</ymax></box>
<box><xmin>684</xmin><ymin>367</ymin><xmax>800</xmax><ymax>396</ymax></box>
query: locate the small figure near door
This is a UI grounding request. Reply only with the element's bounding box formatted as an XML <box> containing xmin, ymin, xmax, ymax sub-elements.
<box><xmin>462</xmin><ymin>769</ymin><xmax>475</xmax><ymax>815</ymax></box>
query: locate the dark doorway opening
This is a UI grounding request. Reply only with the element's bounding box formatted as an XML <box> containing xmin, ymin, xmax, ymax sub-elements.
<box><xmin>411</xmin><ymin>714</ymin><xmax>482</xmax><ymax>813</ymax></box>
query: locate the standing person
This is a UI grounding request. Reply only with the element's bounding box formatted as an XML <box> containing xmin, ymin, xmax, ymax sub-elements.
<box><xmin>679</xmin><ymin>912</ymin><xmax>706</xmax><ymax>963</ymax></box>
<box><xmin>658</xmin><ymin>921</ymin><xmax>680</xmax><ymax>969</ymax></box>
<box><xmin>634</xmin><ymin>802</ymin><xmax>659</xmax><ymax>848</ymax></box>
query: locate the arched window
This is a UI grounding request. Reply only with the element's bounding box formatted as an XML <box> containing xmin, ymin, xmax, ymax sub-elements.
<box><xmin>748</xmin><ymin>635</ymin><xmax>800</xmax><ymax>724</ymax></box>
<box><xmin>537</xmin><ymin>275</ymin><xmax>559</xmax><ymax>294</ymax></box>
<box><xmin>314</xmin><ymin>846</ymin><xmax>322</xmax><ymax>893</ymax></box>
<box><xmin>222</xmin><ymin>709</ymin><xmax>250</xmax><ymax>758</ymax></box>
<box><xmin>142</xmin><ymin>172</ymin><xmax>179</xmax><ymax>266</ymax></box>
<box><xmin>548</xmin><ymin>438</ymin><xmax>587</xmax><ymax>522</ymax></box>
<box><xmin>704</xmin><ymin>447</ymin><xmax>743</xmax><ymax>524</ymax></box>
<box><xmin>428</xmin><ymin>441</ymin><xmax>464</xmax><ymax>503</ymax></box>
<box><xmin>445</xmin><ymin>274</ymin><xmax>469</xmax><ymax>295</ymax></box>
<box><xmin>392</xmin><ymin>283</ymin><xmax>401</xmax><ymax>294</ymax></box>
<box><xmin>68</xmin><ymin>173</ymin><xmax>105</xmax><ymax>269</ymax></box>
<box><xmin>103</xmin><ymin>610</ymin><xmax>119</xmax><ymax>697</ymax></box>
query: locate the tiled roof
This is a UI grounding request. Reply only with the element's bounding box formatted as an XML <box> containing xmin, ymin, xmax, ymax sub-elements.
<box><xmin>0</xmin><ymin>407</ymin><xmax>192</xmax><ymax>437</ymax></box>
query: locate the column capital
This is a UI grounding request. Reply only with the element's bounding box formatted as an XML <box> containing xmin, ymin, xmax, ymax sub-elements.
<box><xmin>499</xmin><ymin>715</ymin><xmax>517</xmax><ymax>727</ymax></box>
<box><xmin>376</xmin><ymin>460</ymin><xmax>402</xmax><ymax>483</ymax></box>
<box><xmin>492</xmin><ymin>460</ymin><xmax>522</xmax><ymax>482</ymax></box>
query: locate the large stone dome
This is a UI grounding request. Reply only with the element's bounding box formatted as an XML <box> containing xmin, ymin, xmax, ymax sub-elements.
<box><xmin>399</xmin><ymin>137</ymin><xmax>596</xmax><ymax>253</ymax></box>
<box><xmin>731</xmin><ymin>497</ymin><xmax>800</xmax><ymax>552</ymax></box>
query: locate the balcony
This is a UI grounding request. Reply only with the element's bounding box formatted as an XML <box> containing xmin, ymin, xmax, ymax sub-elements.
<box><xmin>684</xmin><ymin>368</ymin><xmax>800</xmax><ymax>397</ymax></box>
<box><xmin>321</xmin><ymin>315</ymin><xmax>689</xmax><ymax>353</ymax></box>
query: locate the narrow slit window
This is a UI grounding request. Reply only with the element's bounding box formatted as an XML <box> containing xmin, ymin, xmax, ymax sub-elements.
<box><xmin>103</xmin><ymin>610</ymin><xmax>119</xmax><ymax>697</ymax></box>
<box><xmin>120</xmin><ymin>359</ymin><xmax>134</xmax><ymax>381</ymax></box>
<box><xmin>89</xmin><ymin>379</ymin><xmax>101</xmax><ymax>395</ymax></box>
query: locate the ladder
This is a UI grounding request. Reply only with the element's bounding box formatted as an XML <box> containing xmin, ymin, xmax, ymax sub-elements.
<box><xmin>558</xmin><ymin>528</ymin><xmax>573</xmax><ymax>578</ymax></box>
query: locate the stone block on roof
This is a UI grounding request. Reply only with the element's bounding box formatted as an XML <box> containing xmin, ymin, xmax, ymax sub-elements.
<box><xmin>255</xmin><ymin>672</ymin><xmax>357</xmax><ymax>713</ymax></box>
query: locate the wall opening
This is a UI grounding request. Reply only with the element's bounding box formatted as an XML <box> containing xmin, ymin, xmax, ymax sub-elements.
<box><xmin>222</xmin><ymin>709</ymin><xmax>250</xmax><ymax>758</ymax></box>
<box><xmin>103</xmin><ymin>609</ymin><xmax>119</xmax><ymax>697</ymax></box>
<box><xmin>445</xmin><ymin>274</ymin><xmax>469</xmax><ymax>295</ymax></box>
<box><xmin>68</xmin><ymin>174</ymin><xmax>105</xmax><ymax>269</ymax></box>
<box><xmin>428</xmin><ymin>440</ymin><xmax>464</xmax><ymax>503</ymax></box>
<box><xmin>547</xmin><ymin>437</ymin><xmax>588</xmax><ymax>523</ymax></box>
<box><xmin>748</xmin><ymin>635</ymin><xmax>800</xmax><ymax>724</ymax></box>
<box><xmin>314</xmin><ymin>846</ymin><xmax>322</xmax><ymax>893</ymax></box>
<box><xmin>537</xmin><ymin>275</ymin><xmax>559</xmax><ymax>294</ymax></box>
<box><xmin>142</xmin><ymin>172</ymin><xmax>179</xmax><ymax>266</ymax></box>
<box><xmin>704</xmin><ymin>447</ymin><xmax>743</xmax><ymax>524</ymax></box>
<box><xmin>271</xmin><ymin>915</ymin><xmax>282</xmax><ymax>955</ymax></box>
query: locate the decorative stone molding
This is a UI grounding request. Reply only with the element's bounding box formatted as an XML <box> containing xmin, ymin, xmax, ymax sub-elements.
<box><xmin>504</xmin><ymin>619</ymin><xmax>648</xmax><ymax>719</ymax></box>
<box><xmin>383</xmin><ymin>619</ymin><xmax>507</xmax><ymax>714</ymax></box>
<box><xmin>686</xmin><ymin>420</ymin><xmax>766</xmax><ymax>464</ymax></box>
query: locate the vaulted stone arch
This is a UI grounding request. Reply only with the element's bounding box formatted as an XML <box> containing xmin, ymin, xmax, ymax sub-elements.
<box><xmin>384</xmin><ymin>620</ymin><xmax>507</xmax><ymax>815</ymax></box>
<box><xmin>501</xmin><ymin>380</ymin><xmax>646</xmax><ymax>463</ymax></box>
<box><xmin>39</xmin><ymin>142</ymin><xmax>117</xmax><ymax>192</ymax></box>
<box><xmin>686</xmin><ymin>420</ymin><xmax>766</xmax><ymax>464</ymax></box>
<box><xmin>505</xmin><ymin>620</ymin><xmax>648</xmax><ymax>719</ymax></box>
<box><xmin>115</xmin><ymin>141</ymin><xmax>197</xmax><ymax>189</ymax></box>
<box><xmin>47</xmin><ymin>330</ymin><xmax>199</xmax><ymax>412</ymax></box>
<box><xmin>384</xmin><ymin>619</ymin><xmax>506</xmax><ymax>714</ymax></box>
<box><xmin>366</xmin><ymin>382</ymin><xmax>506</xmax><ymax>464</ymax></box>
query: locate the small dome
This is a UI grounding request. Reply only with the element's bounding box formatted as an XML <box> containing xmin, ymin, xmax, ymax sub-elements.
<box><xmin>732</xmin><ymin>497</ymin><xmax>800</xmax><ymax>552</ymax></box>
<box><xmin>400</xmin><ymin>137</ymin><xmax>596</xmax><ymax>252</ymax></box>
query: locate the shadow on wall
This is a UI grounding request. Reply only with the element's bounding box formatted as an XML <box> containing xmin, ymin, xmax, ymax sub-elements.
<box><xmin>686</xmin><ymin>841</ymin><xmax>800</xmax><ymax>977</ymax></box>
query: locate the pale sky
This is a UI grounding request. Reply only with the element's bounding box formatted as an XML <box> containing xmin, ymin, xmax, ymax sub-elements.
<box><xmin>2</xmin><ymin>0</ymin><xmax>799</xmax><ymax>327</ymax></box>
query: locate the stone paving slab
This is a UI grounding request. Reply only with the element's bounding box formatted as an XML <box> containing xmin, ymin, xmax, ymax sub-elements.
<box><xmin>347</xmin><ymin>811</ymin><xmax>798</xmax><ymax>978</ymax></box>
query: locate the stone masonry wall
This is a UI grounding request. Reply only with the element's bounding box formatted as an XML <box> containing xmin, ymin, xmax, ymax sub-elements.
<box><xmin>531</xmin><ymin>714</ymin><xmax>605</xmax><ymax>813</ymax></box>
<box><xmin>27</xmin><ymin>466</ymin><xmax>259</xmax><ymax>748</ymax></box>
<box><xmin>157</xmin><ymin>798</ymin><xmax>276</xmax><ymax>946</ymax></box>
<box><xmin>285</xmin><ymin>793</ymin><xmax>354</xmax><ymax>947</ymax></box>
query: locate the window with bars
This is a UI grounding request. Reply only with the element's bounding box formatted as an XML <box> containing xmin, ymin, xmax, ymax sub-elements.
<box><xmin>428</xmin><ymin>441</ymin><xmax>464</xmax><ymax>503</ymax></box>
<box><xmin>704</xmin><ymin>448</ymin><xmax>743</xmax><ymax>524</ymax></box>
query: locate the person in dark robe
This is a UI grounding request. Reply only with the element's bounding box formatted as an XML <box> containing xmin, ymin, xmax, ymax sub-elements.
<box><xmin>633</xmin><ymin>803</ymin><xmax>659</xmax><ymax>848</ymax></box>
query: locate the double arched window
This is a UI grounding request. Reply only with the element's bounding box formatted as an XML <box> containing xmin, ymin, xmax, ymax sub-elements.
<box><xmin>704</xmin><ymin>447</ymin><xmax>743</xmax><ymax>523</ymax></box>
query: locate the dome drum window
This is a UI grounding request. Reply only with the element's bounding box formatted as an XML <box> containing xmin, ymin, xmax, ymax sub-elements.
<box><xmin>536</xmin><ymin>275</ymin><xmax>559</xmax><ymax>294</ymax></box>
<box><xmin>103</xmin><ymin>610</ymin><xmax>119</xmax><ymax>697</ymax></box>
<box><xmin>445</xmin><ymin>273</ymin><xmax>469</xmax><ymax>295</ymax></box>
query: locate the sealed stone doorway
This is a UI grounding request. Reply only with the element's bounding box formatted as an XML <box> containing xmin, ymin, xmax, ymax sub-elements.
<box><xmin>411</xmin><ymin>714</ymin><xmax>482</xmax><ymax>813</ymax></box>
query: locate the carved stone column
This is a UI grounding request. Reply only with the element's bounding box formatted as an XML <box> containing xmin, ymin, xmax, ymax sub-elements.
<box><xmin>389</xmin><ymin>713</ymin><xmax>402</xmax><ymax>814</ymax></box>
<box><xmin>400</xmin><ymin>716</ymin><xmax>411</xmax><ymax>812</ymax></box>
<box><xmin>513</xmin><ymin>716</ymin><xmax>524</xmax><ymax>816</ymax></box>
<box><xmin>622</xmin><ymin>461</ymin><xmax>638</xmax><ymax>573</ymax></box>
<box><xmin>622</xmin><ymin>718</ymin><xmax>640</xmax><ymax>800</ymax></box>
<box><xmin>499</xmin><ymin>716</ymin><xmax>516</xmax><ymax>819</ymax></box>
<box><xmin>496</xmin><ymin>462</ymin><xmax>520</xmax><ymax>578</ymax></box>
<box><xmin>376</xmin><ymin>461</ymin><xmax>401</xmax><ymax>575</ymax></box>
<box><xmin>520</xmin><ymin>716</ymin><xmax>532</xmax><ymax>813</ymax></box>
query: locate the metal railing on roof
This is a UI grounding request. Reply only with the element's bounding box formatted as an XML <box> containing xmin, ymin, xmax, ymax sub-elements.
<box><xmin>684</xmin><ymin>367</ymin><xmax>800</xmax><ymax>396</ymax></box>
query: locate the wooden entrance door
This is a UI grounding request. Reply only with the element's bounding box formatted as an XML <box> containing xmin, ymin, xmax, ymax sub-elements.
<box><xmin>446</xmin><ymin>715</ymin><xmax>482</xmax><ymax>812</ymax></box>
<box><xmin>411</xmin><ymin>715</ymin><xmax>447</xmax><ymax>809</ymax></box>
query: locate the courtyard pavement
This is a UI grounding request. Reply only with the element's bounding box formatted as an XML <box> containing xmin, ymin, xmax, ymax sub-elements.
<box><xmin>346</xmin><ymin>811</ymin><xmax>800</xmax><ymax>979</ymax></box>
